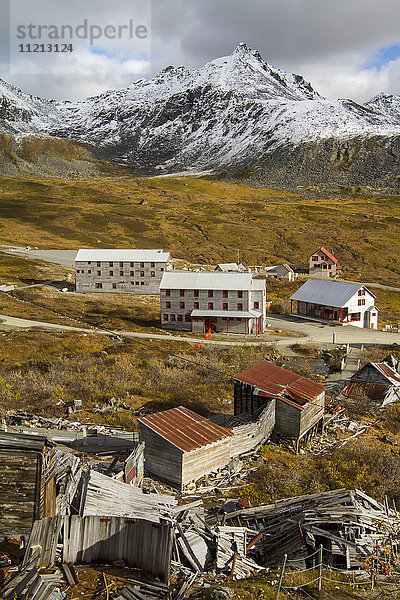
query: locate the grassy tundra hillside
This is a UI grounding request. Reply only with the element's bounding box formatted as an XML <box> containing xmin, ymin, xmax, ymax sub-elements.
<box><xmin>0</xmin><ymin>174</ymin><xmax>398</xmax><ymax>286</ymax></box>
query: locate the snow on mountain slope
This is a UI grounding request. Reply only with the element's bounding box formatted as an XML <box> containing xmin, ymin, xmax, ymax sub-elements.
<box><xmin>2</xmin><ymin>43</ymin><xmax>400</xmax><ymax>174</ymax></box>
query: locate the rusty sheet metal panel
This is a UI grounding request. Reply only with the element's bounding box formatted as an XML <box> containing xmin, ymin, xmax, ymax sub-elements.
<box><xmin>63</xmin><ymin>515</ymin><xmax>173</xmax><ymax>583</ymax></box>
<box><xmin>234</xmin><ymin>361</ymin><xmax>325</xmax><ymax>405</ymax></box>
<box><xmin>343</xmin><ymin>382</ymin><xmax>388</xmax><ymax>400</ymax></box>
<box><xmin>139</xmin><ymin>406</ymin><xmax>232</xmax><ymax>452</ymax></box>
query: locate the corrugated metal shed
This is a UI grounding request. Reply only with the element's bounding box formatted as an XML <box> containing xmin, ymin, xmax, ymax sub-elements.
<box><xmin>160</xmin><ymin>271</ymin><xmax>253</xmax><ymax>291</ymax></box>
<box><xmin>138</xmin><ymin>406</ymin><xmax>232</xmax><ymax>452</ymax></box>
<box><xmin>75</xmin><ymin>249</ymin><xmax>170</xmax><ymax>262</ymax></box>
<box><xmin>235</xmin><ymin>361</ymin><xmax>325</xmax><ymax>405</ymax></box>
<box><xmin>290</xmin><ymin>279</ymin><xmax>376</xmax><ymax>307</ymax></box>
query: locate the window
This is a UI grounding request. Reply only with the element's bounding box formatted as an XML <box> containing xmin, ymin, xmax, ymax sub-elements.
<box><xmin>88</xmin><ymin>270</ymin><xmax>91</xmax><ymax>274</ymax></box>
<box><xmin>97</xmin><ymin>271</ymin><xmax>101</xmax><ymax>276</ymax></box>
<box><xmin>130</xmin><ymin>262</ymin><xmax>134</xmax><ymax>268</ymax></box>
<box><xmin>161</xmin><ymin>268</ymin><xmax>164</xmax><ymax>272</ymax></box>
<box><xmin>185</xmin><ymin>314</ymin><xmax>191</xmax><ymax>322</ymax></box>
<box><xmin>120</xmin><ymin>270</ymin><xmax>124</xmax><ymax>276</ymax></box>
<box><xmin>163</xmin><ymin>314</ymin><xmax>169</xmax><ymax>321</ymax></box>
<box><xmin>236</xmin><ymin>317</ymin><xmax>242</xmax><ymax>321</ymax></box>
<box><xmin>112</xmin><ymin>283</ymin><xmax>117</xmax><ymax>290</ymax></box>
<box><xmin>131</xmin><ymin>281</ymin><xmax>135</xmax><ymax>285</ymax></box>
<box><xmin>208</xmin><ymin>290</ymin><xmax>214</xmax><ymax>297</ymax></box>
<box><xmin>166</xmin><ymin>301</ymin><xmax>171</xmax><ymax>309</ymax></box>
<box><xmin>237</xmin><ymin>303</ymin><xmax>243</xmax><ymax>311</ymax></box>
<box><xmin>97</xmin><ymin>261</ymin><xmax>101</xmax><ymax>267</ymax></box>
<box><xmin>140</xmin><ymin>271</ymin><xmax>145</xmax><ymax>277</ymax></box>
<box><xmin>180</xmin><ymin>302</ymin><xmax>185</xmax><ymax>309</ymax></box>
<box><xmin>358</xmin><ymin>299</ymin><xmax>366</xmax><ymax>306</ymax></box>
<box><xmin>109</xmin><ymin>271</ymin><xmax>114</xmax><ymax>276</ymax></box>
<box><xmin>76</xmin><ymin>270</ymin><xmax>80</xmax><ymax>274</ymax></box>
<box><xmin>130</xmin><ymin>271</ymin><xmax>134</xmax><ymax>277</ymax></box>
<box><xmin>177</xmin><ymin>314</ymin><xmax>183</xmax><ymax>321</ymax></box>
<box><xmin>358</xmin><ymin>289</ymin><xmax>365</xmax><ymax>296</ymax></box>
<box><xmin>151</xmin><ymin>262</ymin><xmax>155</xmax><ymax>268</ymax></box>
<box><xmin>170</xmin><ymin>314</ymin><xmax>176</xmax><ymax>321</ymax></box>
<box><xmin>194</xmin><ymin>289</ymin><xmax>199</xmax><ymax>297</ymax></box>
<box><xmin>141</xmin><ymin>282</ymin><xmax>145</xmax><ymax>285</ymax></box>
<box><xmin>88</xmin><ymin>261</ymin><xmax>91</xmax><ymax>265</ymax></box>
<box><xmin>328</xmin><ymin>264</ymin><xmax>332</xmax><ymax>269</ymax></box>
<box><xmin>140</xmin><ymin>262</ymin><xmax>144</xmax><ymax>268</ymax></box>
<box><xmin>312</xmin><ymin>255</ymin><xmax>319</xmax><ymax>261</ymax></box>
<box><xmin>180</xmin><ymin>289</ymin><xmax>185</xmax><ymax>297</ymax></box>
<box><xmin>237</xmin><ymin>291</ymin><xmax>243</xmax><ymax>298</ymax></box>
<box><xmin>194</xmin><ymin>302</ymin><xmax>199</xmax><ymax>310</ymax></box>
<box><xmin>109</xmin><ymin>262</ymin><xmax>113</xmax><ymax>267</ymax></box>
<box><xmin>135</xmin><ymin>282</ymin><xmax>139</xmax><ymax>286</ymax></box>
<box><xmin>223</xmin><ymin>290</ymin><xmax>228</xmax><ymax>298</ymax></box>
<box><xmin>350</xmin><ymin>313</ymin><xmax>361</xmax><ymax>321</ymax></box>
<box><xmin>223</xmin><ymin>303</ymin><xmax>228</xmax><ymax>311</ymax></box>
<box><xmin>95</xmin><ymin>282</ymin><xmax>103</xmax><ymax>289</ymax></box>
<box><xmin>254</xmin><ymin>301</ymin><xmax>259</xmax><ymax>309</ymax></box>
<box><xmin>208</xmin><ymin>302</ymin><xmax>214</xmax><ymax>310</ymax></box>
<box><xmin>120</xmin><ymin>262</ymin><xmax>123</xmax><ymax>268</ymax></box>
<box><xmin>151</xmin><ymin>271</ymin><xmax>155</xmax><ymax>278</ymax></box>
<box><xmin>166</xmin><ymin>289</ymin><xmax>171</xmax><ymax>296</ymax></box>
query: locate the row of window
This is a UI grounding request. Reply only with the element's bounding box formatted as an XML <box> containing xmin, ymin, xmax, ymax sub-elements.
<box><xmin>358</xmin><ymin>299</ymin><xmax>366</xmax><ymax>306</ymax></box>
<box><xmin>78</xmin><ymin>270</ymin><xmax>157</xmax><ymax>278</ymax></box>
<box><xmin>165</xmin><ymin>289</ymin><xmax>245</xmax><ymax>298</ymax></box>
<box><xmin>84</xmin><ymin>261</ymin><xmax>160</xmax><ymax>268</ymax></box>
<box><xmin>163</xmin><ymin>315</ymin><xmax>245</xmax><ymax>322</ymax></box>
<box><xmin>95</xmin><ymin>281</ymin><xmax>148</xmax><ymax>289</ymax></box>
<box><xmin>164</xmin><ymin>301</ymin><xmax>259</xmax><ymax>310</ymax></box>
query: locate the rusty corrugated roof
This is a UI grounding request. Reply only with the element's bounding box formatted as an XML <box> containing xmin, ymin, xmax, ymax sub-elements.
<box><xmin>235</xmin><ymin>361</ymin><xmax>325</xmax><ymax>406</ymax></box>
<box><xmin>343</xmin><ymin>382</ymin><xmax>388</xmax><ymax>400</ymax></box>
<box><xmin>138</xmin><ymin>406</ymin><xmax>232</xmax><ymax>452</ymax></box>
<box><xmin>376</xmin><ymin>363</ymin><xmax>400</xmax><ymax>384</ymax></box>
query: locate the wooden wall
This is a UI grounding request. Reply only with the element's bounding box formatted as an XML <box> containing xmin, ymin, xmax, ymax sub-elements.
<box><xmin>299</xmin><ymin>392</ymin><xmax>325</xmax><ymax>438</ymax></box>
<box><xmin>139</xmin><ymin>423</ymin><xmax>183</xmax><ymax>487</ymax></box>
<box><xmin>27</xmin><ymin>515</ymin><xmax>173</xmax><ymax>583</ymax></box>
<box><xmin>181</xmin><ymin>438</ymin><xmax>232</xmax><ymax>487</ymax></box>
<box><xmin>229</xmin><ymin>402</ymin><xmax>275</xmax><ymax>457</ymax></box>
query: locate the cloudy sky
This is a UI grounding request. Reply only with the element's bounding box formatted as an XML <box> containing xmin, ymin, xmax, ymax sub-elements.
<box><xmin>2</xmin><ymin>0</ymin><xmax>400</xmax><ymax>102</ymax></box>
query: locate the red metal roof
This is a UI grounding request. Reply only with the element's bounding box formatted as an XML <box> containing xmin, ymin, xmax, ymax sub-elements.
<box><xmin>319</xmin><ymin>247</ymin><xmax>338</xmax><ymax>264</ymax></box>
<box><xmin>376</xmin><ymin>362</ymin><xmax>400</xmax><ymax>384</ymax></box>
<box><xmin>234</xmin><ymin>361</ymin><xmax>325</xmax><ymax>406</ymax></box>
<box><xmin>138</xmin><ymin>406</ymin><xmax>232</xmax><ymax>452</ymax></box>
<box><xmin>343</xmin><ymin>382</ymin><xmax>388</xmax><ymax>400</ymax></box>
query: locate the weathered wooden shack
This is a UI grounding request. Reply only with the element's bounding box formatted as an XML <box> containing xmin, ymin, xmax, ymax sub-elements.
<box><xmin>138</xmin><ymin>406</ymin><xmax>233</xmax><ymax>488</ymax></box>
<box><xmin>342</xmin><ymin>354</ymin><xmax>400</xmax><ymax>406</ymax></box>
<box><xmin>234</xmin><ymin>361</ymin><xmax>325</xmax><ymax>451</ymax></box>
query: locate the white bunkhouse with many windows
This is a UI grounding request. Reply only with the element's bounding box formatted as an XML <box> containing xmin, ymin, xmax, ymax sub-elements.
<box><xmin>290</xmin><ymin>279</ymin><xmax>378</xmax><ymax>329</ymax></box>
<box><xmin>75</xmin><ymin>249</ymin><xmax>170</xmax><ymax>295</ymax></box>
<box><xmin>160</xmin><ymin>272</ymin><xmax>267</xmax><ymax>334</ymax></box>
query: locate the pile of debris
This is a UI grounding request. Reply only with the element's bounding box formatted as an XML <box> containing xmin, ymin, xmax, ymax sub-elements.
<box><xmin>218</xmin><ymin>488</ymin><xmax>399</xmax><ymax>569</ymax></box>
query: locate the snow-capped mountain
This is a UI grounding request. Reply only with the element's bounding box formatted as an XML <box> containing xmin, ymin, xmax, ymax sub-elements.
<box><xmin>3</xmin><ymin>42</ymin><xmax>400</xmax><ymax>185</ymax></box>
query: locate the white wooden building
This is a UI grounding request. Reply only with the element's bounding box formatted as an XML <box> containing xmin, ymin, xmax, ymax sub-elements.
<box><xmin>75</xmin><ymin>249</ymin><xmax>170</xmax><ymax>294</ymax></box>
<box><xmin>159</xmin><ymin>271</ymin><xmax>267</xmax><ymax>334</ymax></box>
<box><xmin>290</xmin><ymin>279</ymin><xmax>378</xmax><ymax>329</ymax></box>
